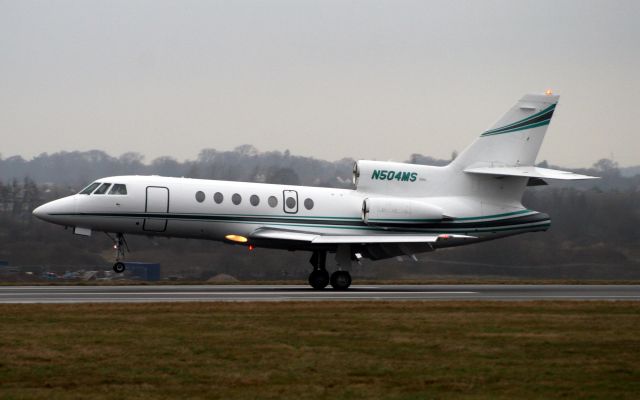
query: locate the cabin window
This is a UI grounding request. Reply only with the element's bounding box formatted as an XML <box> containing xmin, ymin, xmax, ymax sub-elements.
<box><xmin>108</xmin><ymin>184</ymin><xmax>127</xmax><ymax>195</ymax></box>
<box><xmin>268</xmin><ymin>196</ymin><xmax>278</xmax><ymax>208</ymax></box>
<box><xmin>79</xmin><ymin>182</ymin><xmax>101</xmax><ymax>195</ymax></box>
<box><xmin>232</xmin><ymin>193</ymin><xmax>242</xmax><ymax>205</ymax></box>
<box><xmin>214</xmin><ymin>192</ymin><xmax>223</xmax><ymax>204</ymax></box>
<box><xmin>250</xmin><ymin>195</ymin><xmax>260</xmax><ymax>206</ymax></box>
<box><xmin>304</xmin><ymin>198</ymin><xmax>314</xmax><ymax>210</ymax></box>
<box><xmin>93</xmin><ymin>183</ymin><xmax>112</xmax><ymax>195</ymax></box>
<box><xmin>195</xmin><ymin>191</ymin><xmax>205</xmax><ymax>203</ymax></box>
<box><xmin>285</xmin><ymin>196</ymin><xmax>296</xmax><ymax>210</ymax></box>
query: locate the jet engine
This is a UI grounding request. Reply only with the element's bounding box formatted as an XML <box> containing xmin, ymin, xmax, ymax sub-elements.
<box><xmin>353</xmin><ymin>160</ymin><xmax>420</xmax><ymax>186</ymax></box>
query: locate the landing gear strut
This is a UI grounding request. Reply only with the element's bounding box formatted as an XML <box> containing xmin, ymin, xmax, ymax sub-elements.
<box><xmin>108</xmin><ymin>233</ymin><xmax>128</xmax><ymax>274</ymax></box>
<box><xmin>330</xmin><ymin>244</ymin><xmax>352</xmax><ymax>290</ymax></box>
<box><xmin>308</xmin><ymin>251</ymin><xmax>329</xmax><ymax>289</ymax></box>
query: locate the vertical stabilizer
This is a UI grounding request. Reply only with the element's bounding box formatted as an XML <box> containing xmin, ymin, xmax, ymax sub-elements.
<box><xmin>450</xmin><ymin>93</ymin><xmax>559</xmax><ymax>170</ymax></box>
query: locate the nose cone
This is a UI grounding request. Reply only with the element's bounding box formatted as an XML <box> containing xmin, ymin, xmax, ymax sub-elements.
<box><xmin>33</xmin><ymin>202</ymin><xmax>56</xmax><ymax>221</ymax></box>
<box><xmin>32</xmin><ymin>196</ymin><xmax>76</xmax><ymax>224</ymax></box>
<box><xmin>32</xmin><ymin>204</ymin><xmax>46</xmax><ymax>219</ymax></box>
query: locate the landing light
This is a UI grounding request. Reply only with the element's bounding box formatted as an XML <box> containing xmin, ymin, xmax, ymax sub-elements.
<box><xmin>225</xmin><ymin>234</ymin><xmax>248</xmax><ymax>243</ymax></box>
<box><xmin>545</xmin><ymin>89</ymin><xmax>553</xmax><ymax>96</ymax></box>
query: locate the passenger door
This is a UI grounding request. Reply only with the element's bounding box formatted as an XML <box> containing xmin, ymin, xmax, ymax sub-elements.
<box><xmin>144</xmin><ymin>186</ymin><xmax>169</xmax><ymax>232</ymax></box>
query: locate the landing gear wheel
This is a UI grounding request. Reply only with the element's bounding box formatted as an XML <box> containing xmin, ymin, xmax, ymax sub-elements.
<box><xmin>308</xmin><ymin>270</ymin><xmax>330</xmax><ymax>290</ymax></box>
<box><xmin>113</xmin><ymin>262</ymin><xmax>126</xmax><ymax>274</ymax></box>
<box><xmin>330</xmin><ymin>271</ymin><xmax>352</xmax><ymax>290</ymax></box>
<box><xmin>308</xmin><ymin>250</ymin><xmax>329</xmax><ymax>290</ymax></box>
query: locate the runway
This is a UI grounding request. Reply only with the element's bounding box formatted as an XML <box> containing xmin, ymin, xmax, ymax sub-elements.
<box><xmin>1</xmin><ymin>284</ymin><xmax>639</xmax><ymax>303</ymax></box>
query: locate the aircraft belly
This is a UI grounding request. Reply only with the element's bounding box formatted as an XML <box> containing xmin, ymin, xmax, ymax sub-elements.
<box><xmin>74</xmin><ymin>216</ymin><xmax>144</xmax><ymax>234</ymax></box>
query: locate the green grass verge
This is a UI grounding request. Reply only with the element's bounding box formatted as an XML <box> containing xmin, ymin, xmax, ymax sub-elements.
<box><xmin>0</xmin><ymin>302</ymin><xmax>639</xmax><ymax>399</ymax></box>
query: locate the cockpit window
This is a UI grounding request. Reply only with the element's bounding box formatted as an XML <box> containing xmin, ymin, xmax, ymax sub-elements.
<box><xmin>93</xmin><ymin>183</ymin><xmax>111</xmax><ymax>195</ymax></box>
<box><xmin>108</xmin><ymin>184</ymin><xmax>127</xmax><ymax>195</ymax></box>
<box><xmin>79</xmin><ymin>182</ymin><xmax>101</xmax><ymax>195</ymax></box>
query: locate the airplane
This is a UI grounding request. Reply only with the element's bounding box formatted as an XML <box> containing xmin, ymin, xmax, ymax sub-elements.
<box><xmin>33</xmin><ymin>92</ymin><xmax>597</xmax><ymax>289</ymax></box>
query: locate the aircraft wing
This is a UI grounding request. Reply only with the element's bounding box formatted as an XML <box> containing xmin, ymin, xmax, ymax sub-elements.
<box><xmin>464</xmin><ymin>166</ymin><xmax>598</xmax><ymax>180</ymax></box>
<box><xmin>250</xmin><ymin>227</ymin><xmax>474</xmax><ymax>244</ymax></box>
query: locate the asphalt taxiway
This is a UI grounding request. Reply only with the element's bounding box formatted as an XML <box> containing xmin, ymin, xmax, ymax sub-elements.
<box><xmin>1</xmin><ymin>284</ymin><xmax>639</xmax><ymax>303</ymax></box>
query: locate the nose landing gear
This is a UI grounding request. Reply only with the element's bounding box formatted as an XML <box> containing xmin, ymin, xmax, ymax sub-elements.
<box><xmin>107</xmin><ymin>233</ymin><xmax>129</xmax><ymax>274</ymax></box>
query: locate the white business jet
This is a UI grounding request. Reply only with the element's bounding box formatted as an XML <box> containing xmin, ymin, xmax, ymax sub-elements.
<box><xmin>33</xmin><ymin>92</ymin><xmax>596</xmax><ymax>289</ymax></box>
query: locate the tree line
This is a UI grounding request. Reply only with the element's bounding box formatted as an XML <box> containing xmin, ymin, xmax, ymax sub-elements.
<box><xmin>0</xmin><ymin>147</ymin><xmax>638</xmax><ymax>280</ymax></box>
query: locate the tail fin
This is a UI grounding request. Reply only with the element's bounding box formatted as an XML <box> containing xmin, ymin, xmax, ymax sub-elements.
<box><xmin>442</xmin><ymin>92</ymin><xmax>596</xmax><ymax>205</ymax></box>
<box><xmin>450</xmin><ymin>93</ymin><xmax>559</xmax><ymax>170</ymax></box>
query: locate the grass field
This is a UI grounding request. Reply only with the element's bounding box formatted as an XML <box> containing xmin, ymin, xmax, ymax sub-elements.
<box><xmin>1</xmin><ymin>302</ymin><xmax>639</xmax><ymax>399</ymax></box>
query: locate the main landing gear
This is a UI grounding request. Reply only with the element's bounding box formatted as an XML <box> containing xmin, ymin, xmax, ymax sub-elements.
<box><xmin>330</xmin><ymin>270</ymin><xmax>352</xmax><ymax>290</ymax></box>
<box><xmin>309</xmin><ymin>251</ymin><xmax>330</xmax><ymax>289</ymax></box>
<box><xmin>107</xmin><ymin>233</ymin><xmax>128</xmax><ymax>274</ymax></box>
<box><xmin>308</xmin><ymin>248</ymin><xmax>352</xmax><ymax>290</ymax></box>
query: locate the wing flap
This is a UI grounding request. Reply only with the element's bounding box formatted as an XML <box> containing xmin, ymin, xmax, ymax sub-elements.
<box><xmin>464</xmin><ymin>166</ymin><xmax>598</xmax><ymax>180</ymax></box>
<box><xmin>250</xmin><ymin>228</ymin><xmax>474</xmax><ymax>244</ymax></box>
<box><xmin>250</xmin><ymin>228</ymin><xmax>320</xmax><ymax>242</ymax></box>
<box><xmin>312</xmin><ymin>235</ymin><xmax>440</xmax><ymax>244</ymax></box>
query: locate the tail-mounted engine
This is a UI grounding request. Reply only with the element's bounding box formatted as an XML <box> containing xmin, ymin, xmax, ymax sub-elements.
<box><xmin>362</xmin><ymin>197</ymin><xmax>445</xmax><ymax>226</ymax></box>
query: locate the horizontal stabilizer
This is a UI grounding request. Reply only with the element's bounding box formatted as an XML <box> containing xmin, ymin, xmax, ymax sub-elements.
<box><xmin>250</xmin><ymin>228</ymin><xmax>475</xmax><ymax>244</ymax></box>
<box><xmin>464</xmin><ymin>166</ymin><xmax>598</xmax><ymax>180</ymax></box>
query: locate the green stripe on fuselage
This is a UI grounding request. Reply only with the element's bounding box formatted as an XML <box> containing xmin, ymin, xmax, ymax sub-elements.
<box><xmin>49</xmin><ymin>210</ymin><xmax>548</xmax><ymax>234</ymax></box>
<box><xmin>50</xmin><ymin>209</ymin><xmax>535</xmax><ymax>224</ymax></box>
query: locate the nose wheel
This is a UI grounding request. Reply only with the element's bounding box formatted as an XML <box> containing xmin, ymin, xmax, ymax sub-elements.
<box><xmin>113</xmin><ymin>262</ymin><xmax>126</xmax><ymax>273</ymax></box>
<box><xmin>107</xmin><ymin>233</ymin><xmax>129</xmax><ymax>274</ymax></box>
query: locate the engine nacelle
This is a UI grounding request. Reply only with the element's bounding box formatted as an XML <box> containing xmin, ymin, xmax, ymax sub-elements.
<box><xmin>353</xmin><ymin>160</ymin><xmax>435</xmax><ymax>195</ymax></box>
<box><xmin>362</xmin><ymin>197</ymin><xmax>444</xmax><ymax>225</ymax></box>
<box><xmin>353</xmin><ymin>160</ymin><xmax>419</xmax><ymax>185</ymax></box>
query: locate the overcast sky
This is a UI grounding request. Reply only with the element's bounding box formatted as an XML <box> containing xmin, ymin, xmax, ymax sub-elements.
<box><xmin>1</xmin><ymin>0</ymin><xmax>638</xmax><ymax>167</ymax></box>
